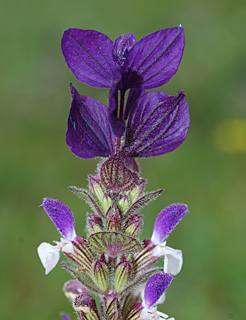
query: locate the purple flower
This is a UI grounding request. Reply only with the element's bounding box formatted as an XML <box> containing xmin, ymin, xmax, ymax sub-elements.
<box><xmin>37</xmin><ymin>199</ymin><xmax>76</xmax><ymax>274</ymax></box>
<box><xmin>66</xmin><ymin>85</ymin><xmax>189</xmax><ymax>160</ymax></box>
<box><xmin>140</xmin><ymin>273</ymin><xmax>174</xmax><ymax>320</ymax></box>
<box><xmin>151</xmin><ymin>204</ymin><xmax>188</xmax><ymax>275</ymax></box>
<box><xmin>62</xmin><ymin>28</ymin><xmax>185</xmax><ymax>90</ymax></box>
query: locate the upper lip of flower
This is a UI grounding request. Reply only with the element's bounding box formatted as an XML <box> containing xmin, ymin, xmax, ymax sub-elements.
<box><xmin>140</xmin><ymin>273</ymin><xmax>173</xmax><ymax>319</ymax></box>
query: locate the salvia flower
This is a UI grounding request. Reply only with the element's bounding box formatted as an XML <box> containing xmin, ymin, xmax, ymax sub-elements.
<box><xmin>38</xmin><ymin>26</ymin><xmax>190</xmax><ymax>320</ymax></box>
<box><xmin>151</xmin><ymin>204</ymin><xmax>188</xmax><ymax>275</ymax></box>
<box><xmin>37</xmin><ymin>198</ymin><xmax>76</xmax><ymax>274</ymax></box>
<box><xmin>140</xmin><ymin>273</ymin><xmax>174</xmax><ymax>320</ymax></box>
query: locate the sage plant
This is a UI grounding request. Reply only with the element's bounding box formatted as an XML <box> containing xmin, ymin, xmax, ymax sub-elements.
<box><xmin>38</xmin><ymin>27</ymin><xmax>190</xmax><ymax>320</ymax></box>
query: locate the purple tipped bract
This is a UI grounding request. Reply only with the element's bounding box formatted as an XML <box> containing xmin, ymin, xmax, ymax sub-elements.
<box><xmin>151</xmin><ymin>204</ymin><xmax>188</xmax><ymax>244</ymax></box>
<box><xmin>144</xmin><ymin>273</ymin><xmax>173</xmax><ymax>308</ymax></box>
<box><xmin>122</xmin><ymin>27</ymin><xmax>185</xmax><ymax>90</ymax></box>
<box><xmin>62</xmin><ymin>29</ymin><xmax>115</xmax><ymax>88</ymax></box>
<box><xmin>66</xmin><ymin>85</ymin><xmax>114</xmax><ymax>158</ymax></box>
<box><xmin>42</xmin><ymin>198</ymin><xmax>75</xmax><ymax>240</ymax></box>
<box><xmin>62</xmin><ymin>27</ymin><xmax>185</xmax><ymax>91</ymax></box>
<box><xmin>124</xmin><ymin>91</ymin><xmax>190</xmax><ymax>158</ymax></box>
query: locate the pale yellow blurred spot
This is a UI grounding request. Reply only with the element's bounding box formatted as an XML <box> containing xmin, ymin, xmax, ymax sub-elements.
<box><xmin>213</xmin><ymin>119</ymin><xmax>246</xmax><ymax>153</ymax></box>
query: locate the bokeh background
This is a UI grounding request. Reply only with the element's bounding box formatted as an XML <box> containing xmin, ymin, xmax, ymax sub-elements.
<box><xmin>1</xmin><ymin>0</ymin><xmax>245</xmax><ymax>319</ymax></box>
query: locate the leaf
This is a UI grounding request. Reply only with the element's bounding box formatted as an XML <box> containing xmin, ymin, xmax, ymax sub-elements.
<box><xmin>121</xmin><ymin>267</ymin><xmax>163</xmax><ymax>296</ymax></box>
<box><xmin>69</xmin><ymin>186</ymin><xmax>104</xmax><ymax>217</ymax></box>
<box><xmin>59</xmin><ymin>261</ymin><xmax>100</xmax><ymax>294</ymax></box>
<box><xmin>124</xmin><ymin>189</ymin><xmax>163</xmax><ymax>218</ymax></box>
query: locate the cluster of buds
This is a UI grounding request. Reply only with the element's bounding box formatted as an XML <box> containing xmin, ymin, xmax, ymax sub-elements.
<box><xmin>38</xmin><ymin>26</ymin><xmax>190</xmax><ymax>320</ymax></box>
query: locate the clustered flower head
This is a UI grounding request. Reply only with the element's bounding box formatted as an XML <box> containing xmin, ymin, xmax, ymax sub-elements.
<box><xmin>38</xmin><ymin>26</ymin><xmax>190</xmax><ymax>320</ymax></box>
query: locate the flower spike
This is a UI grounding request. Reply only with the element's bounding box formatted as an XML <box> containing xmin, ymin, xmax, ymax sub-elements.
<box><xmin>39</xmin><ymin>26</ymin><xmax>190</xmax><ymax>320</ymax></box>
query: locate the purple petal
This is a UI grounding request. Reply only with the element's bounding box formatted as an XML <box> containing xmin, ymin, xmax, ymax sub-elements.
<box><xmin>151</xmin><ymin>204</ymin><xmax>188</xmax><ymax>244</ymax></box>
<box><xmin>123</xmin><ymin>91</ymin><xmax>190</xmax><ymax>158</ymax></box>
<box><xmin>112</xmin><ymin>33</ymin><xmax>136</xmax><ymax>68</ymax></box>
<box><xmin>144</xmin><ymin>273</ymin><xmax>173</xmax><ymax>308</ymax></box>
<box><xmin>123</xmin><ymin>27</ymin><xmax>185</xmax><ymax>89</ymax></box>
<box><xmin>108</xmin><ymin>71</ymin><xmax>125</xmax><ymax>137</ymax></box>
<box><xmin>62</xmin><ymin>29</ymin><xmax>115</xmax><ymax>88</ymax></box>
<box><xmin>60</xmin><ymin>313</ymin><xmax>72</xmax><ymax>320</ymax></box>
<box><xmin>66</xmin><ymin>85</ymin><xmax>114</xmax><ymax>158</ymax></box>
<box><xmin>42</xmin><ymin>199</ymin><xmax>75</xmax><ymax>240</ymax></box>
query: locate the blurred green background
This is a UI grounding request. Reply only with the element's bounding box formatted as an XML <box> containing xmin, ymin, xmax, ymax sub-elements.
<box><xmin>1</xmin><ymin>0</ymin><xmax>245</xmax><ymax>319</ymax></box>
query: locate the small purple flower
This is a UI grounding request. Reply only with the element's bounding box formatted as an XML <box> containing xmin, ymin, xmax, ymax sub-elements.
<box><xmin>140</xmin><ymin>273</ymin><xmax>174</xmax><ymax>320</ymax></box>
<box><xmin>151</xmin><ymin>204</ymin><xmax>188</xmax><ymax>275</ymax></box>
<box><xmin>37</xmin><ymin>199</ymin><xmax>76</xmax><ymax>274</ymax></box>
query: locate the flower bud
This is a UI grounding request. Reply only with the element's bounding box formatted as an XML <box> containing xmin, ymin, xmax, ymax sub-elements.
<box><xmin>118</xmin><ymin>194</ymin><xmax>129</xmax><ymax>213</ymax></box>
<box><xmin>129</xmin><ymin>181</ymin><xmax>145</xmax><ymax>203</ymax></box>
<box><xmin>115</xmin><ymin>256</ymin><xmax>131</xmax><ymax>293</ymax></box>
<box><xmin>63</xmin><ymin>279</ymin><xmax>88</xmax><ymax>302</ymax></box>
<box><xmin>124</xmin><ymin>214</ymin><xmax>142</xmax><ymax>237</ymax></box>
<box><xmin>101</xmin><ymin>193</ymin><xmax>113</xmax><ymax>213</ymax></box>
<box><xmin>106</xmin><ymin>202</ymin><xmax>121</xmax><ymax>232</ymax></box>
<box><xmin>100</xmin><ymin>155</ymin><xmax>142</xmax><ymax>194</ymax></box>
<box><xmin>125</xmin><ymin>302</ymin><xmax>143</xmax><ymax>320</ymax></box>
<box><xmin>73</xmin><ymin>292</ymin><xmax>100</xmax><ymax>320</ymax></box>
<box><xmin>94</xmin><ymin>257</ymin><xmax>109</xmax><ymax>292</ymax></box>
<box><xmin>106</xmin><ymin>298</ymin><xmax>120</xmax><ymax>320</ymax></box>
<box><xmin>89</xmin><ymin>174</ymin><xmax>104</xmax><ymax>202</ymax></box>
<box><xmin>87</xmin><ymin>213</ymin><xmax>103</xmax><ymax>234</ymax></box>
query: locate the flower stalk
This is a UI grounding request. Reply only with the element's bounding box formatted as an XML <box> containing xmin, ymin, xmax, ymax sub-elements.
<box><xmin>38</xmin><ymin>27</ymin><xmax>190</xmax><ymax>320</ymax></box>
